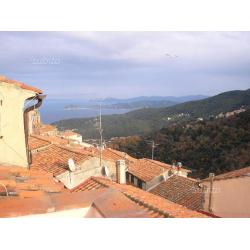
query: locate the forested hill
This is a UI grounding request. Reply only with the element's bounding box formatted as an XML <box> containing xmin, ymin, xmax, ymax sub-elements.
<box><xmin>110</xmin><ymin>109</ymin><xmax>250</xmax><ymax>179</ymax></box>
<box><xmin>53</xmin><ymin>88</ymin><xmax>250</xmax><ymax>139</ymax></box>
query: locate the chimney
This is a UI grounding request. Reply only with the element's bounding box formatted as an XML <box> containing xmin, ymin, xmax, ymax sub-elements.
<box><xmin>177</xmin><ymin>162</ymin><xmax>182</xmax><ymax>174</ymax></box>
<box><xmin>0</xmin><ymin>76</ymin><xmax>44</xmax><ymax>168</ymax></box>
<box><xmin>116</xmin><ymin>160</ymin><xmax>126</xmax><ymax>184</ymax></box>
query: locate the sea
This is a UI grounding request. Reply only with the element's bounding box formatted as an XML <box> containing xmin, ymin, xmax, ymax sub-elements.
<box><xmin>39</xmin><ymin>99</ymin><xmax>131</xmax><ymax>123</ymax></box>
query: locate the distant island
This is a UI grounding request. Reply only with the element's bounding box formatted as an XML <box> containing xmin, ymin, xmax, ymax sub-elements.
<box><xmin>63</xmin><ymin>95</ymin><xmax>208</xmax><ymax>111</ymax></box>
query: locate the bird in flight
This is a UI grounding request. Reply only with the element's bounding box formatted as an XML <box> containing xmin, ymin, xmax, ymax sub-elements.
<box><xmin>165</xmin><ymin>53</ymin><xmax>178</xmax><ymax>58</ymax></box>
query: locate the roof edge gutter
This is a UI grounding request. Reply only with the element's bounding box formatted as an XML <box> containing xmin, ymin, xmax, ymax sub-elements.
<box><xmin>24</xmin><ymin>94</ymin><xmax>46</xmax><ymax>169</ymax></box>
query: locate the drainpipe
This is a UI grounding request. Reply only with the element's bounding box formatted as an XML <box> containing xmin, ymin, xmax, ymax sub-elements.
<box><xmin>208</xmin><ymin>173</ymin><xmax>215</xmax><ymax>212</ymax></box>
<box><xmin>23</xmin><ymin>94</ymin><xmax>46</xmax><ymax>168</ymax></box>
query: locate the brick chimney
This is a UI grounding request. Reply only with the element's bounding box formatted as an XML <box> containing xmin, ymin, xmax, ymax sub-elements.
<box><xmin>116</xmin><ymin>160</ymin><xmax>126</xmax><ymax>184</ymax></box>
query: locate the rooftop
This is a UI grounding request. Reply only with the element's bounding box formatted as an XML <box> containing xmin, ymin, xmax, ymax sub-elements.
<box><xmin>31</xmin><ymin>144</ymin><xmax>90</xmax><ymax>176</ymax></box>
<box><xmin>30</xmin><ymin>134</ymin><xmax>69</xmax><ymax>147</ymax></box>
<box><xmin>28</xmin><ymin>135</ymin><xmax>51</xmax><ymax>151</ymax></box>
<box><xmin>103</xmin><ymin>148</ymin><xmax>137</xmax><ymax>163</ymax></box>
<box><xmin>60</xmin><ymin>131</ymin><xmax>81</xmax><ymax>137</ymax></box>
<box><xmin>143</xmin><ymin>158</ymin><xmax>191</xmax><ymax>173</ymax></box>
<box><xmin>72</xmin><ymin>176</ymin><xmax>209</xmax><ymax>218</ymax></box>
<box><xmin>36</xmin><ymin>124</ymin><xmax>57</xmax><ymax>134</ymax></box>
<box><xmin>69</xmin><ymin>146</ymin><xmax>137</xmax><ymax>164</ymax></box>
<box><xmin>203</xmin><ymin>166</ymin><xmax>250</xmax><ymax>181</ymax></box>
<box><xmin>0</xmin><ymin>164</ymin><xmax>152</xmax><ymax>218</ymax></box>
<box><xmin>128</xmin><ymin>159</ymin><xmax>167</xmax><ymax>182</ymax></box>
<box><xmin>0</xmin><ymin>75</ymin><xmax>43</xmax><ymax>94</ymax></box>
<box><xmin>150</xmin><ymin>175</ymin><xmax>204</xmax><ymax>211</ymax></box>
<box><xmin>0</xmin><ymin>164</ymin><xmax>65</xmax><ymax>199</ymax></box>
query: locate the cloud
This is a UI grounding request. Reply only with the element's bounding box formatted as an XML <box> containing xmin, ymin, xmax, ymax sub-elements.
<box><xmin>0</xmin><ymin>31</ymin><xmax>249</xmax><ymax>98</ymax></box>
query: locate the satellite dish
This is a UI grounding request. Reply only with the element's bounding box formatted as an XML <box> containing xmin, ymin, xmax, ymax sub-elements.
<box><xmin>68</xmin><ymin>158</ymin><xmax>76</xmax><ymax>172</ymax></box>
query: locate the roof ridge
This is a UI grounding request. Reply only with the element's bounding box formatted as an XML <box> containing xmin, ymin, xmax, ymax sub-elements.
<box><xmin>54</xmin><ymin>144</ymin><xmax>92</xmax><ymax>157</ymax></box>
<box><xmin>143</xmin><ymin>158</ymin><xmax>172</xmax><ymax>168</ymax></box>
<box><xmin>91</xmin><ymin>177</ymin><xmax>206</xmax><ymax>218</ymax></box>
<box><xmin>202</xmin><ymin>166</ymin><xmax>250</xmax><ymax>181</ymax></box>
<box><xmin>0</xmin><ymin>75</ymin><xmax>43</xmax><ymax>94</ymax></box>
<box><xmin>169</xmin><ymin>174</ymin><xmax>200</xmax><ymax>183</ymax></box>
<box><xmin>30</xmin><ymin>135</ymin><xmax>53</xmax><ymax>144</ymax></box>
<box><xmin>91</xmin><ymin>177</ymin><xmax>170</xmax><ymax>217</ymax></box>
<box><xmin>106</xmin><ymin>148</ymin><xmax>127</xmax><ymax>157</ymax></box>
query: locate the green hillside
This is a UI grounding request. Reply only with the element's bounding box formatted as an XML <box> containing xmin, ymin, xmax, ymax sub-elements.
<box><xmin>110</xmin><ymin>109</ymin><xmax>250</xmax><ymax>179</ymax></box>
<box><xmin>53</xmin><ymin>89</ymin><xmax>250</xmax><ymax>139</ymax></box>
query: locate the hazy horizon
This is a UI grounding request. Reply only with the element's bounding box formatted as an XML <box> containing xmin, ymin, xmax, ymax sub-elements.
<box><xmin>0</xmin><ymin>31</ymin><xmax>250</xmax><ymax>99</ymax></box>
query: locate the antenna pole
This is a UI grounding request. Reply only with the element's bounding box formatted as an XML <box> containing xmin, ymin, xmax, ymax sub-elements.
<box><xmin>99</xmin><ymin>103</ymin><xmax>103</xmax><ymax>168</ymax></box>
<box><xmin>151</xmin><ymin>140</ymin><xmax>155</xmax><ymax>160</ymax></box>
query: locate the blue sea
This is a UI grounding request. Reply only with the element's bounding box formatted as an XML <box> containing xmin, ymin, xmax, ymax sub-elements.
<box><xmin>39</xmin><ymin>99</ymin><xmax>130</xmax><ymax>123</ymax></box>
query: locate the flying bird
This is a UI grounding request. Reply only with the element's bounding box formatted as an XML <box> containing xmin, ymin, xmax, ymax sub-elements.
<box><xmin>165</xmin><ymin>53</ymin><xmax>178</xmax><ymax>58</ymax></box>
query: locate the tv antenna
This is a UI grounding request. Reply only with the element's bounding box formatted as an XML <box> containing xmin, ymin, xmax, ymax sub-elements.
<box><xmin>146</xmin><ymin>140</ymin><xmax>159</xmax><ymax>160</ymax></box>
<box><xmin>98</xmin><ymin>102</ymin><xmax>104</xmax><ymax>168</ymax></box>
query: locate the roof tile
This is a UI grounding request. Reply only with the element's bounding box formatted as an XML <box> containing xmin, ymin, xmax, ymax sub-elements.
<box><xmin>30</xmin><ymin>144</ymin><xmax>90</xmax><ymax>176</ymax></box>
<box><xmin>150</xmin><ymin>175</ymin><xmax>204</xmax><ymax>210</ymax></box>
<box><xmin>71</xmin><ymin>176</ymin><xmax>209</xmax><ymax>218</ymax></box>
<box><xmin>0</xmin><ymin>75</ymin><xmax>43</xmax><ymax>94</ymax></box>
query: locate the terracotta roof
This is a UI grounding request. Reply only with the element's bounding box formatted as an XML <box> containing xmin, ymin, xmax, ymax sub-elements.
<box><xmin>0</xmin><ymin>75</ymin><xmax>43</xmax><ymax>94</ymax></box>
<box><xmin>60</xmin><ymin>131</ymin><xmax>81</xmax><ymax>137</ymax></box>
<box><xmin>67</xmin><ymin>146</ymin><xmax>137</xmax><ymax>165</ymax></box>
<box><xmin>72</xmin><ymin>177</ymin><xmax>105</xmax><ymax>192</ymax></box>
<box><xmin>0</xmin><ymin>188</ymin><xmax>105</xmax><ymax>218</ymax></box>
<box><xmin>0</xmin><ymin>164</ymin><xmax>154</xmax><ymax>218</ymax></box>
<box><xmin>90</xmin><ymin>188</ymin><xmax>151</xmax><ymax>218</ymax></box>
<box><xmin>103</xmin><ymin>148</ymin><xmax>137</xmax><ymax>163</ymax></box>
<box><xmin>36</xmin><ymin>124</ymin><xmax>57</xmax><ymax>134</ymax></box>
<box><xmin>149</xmin><ymin>175</ymin><xmax>204</xmax><ymax>211</ymax></box>
<box><xmin>30</xmin><ymin>134</ymin><xmax>69</xmax><ymax>146</ymax></box>
<box><xmin>143</xmin><ymin>158</ymin><xmax>191</xmax><ymax>172</ymax></box>
<box><xmin>203</xmin><ymin>166</ymin><xmax>250</xmax><ymax>181</ymax></box>
<box><xmin>28</xmin><ymin>135</ymin><xmax>51</xmax><ymax>151</ymax></box>
<box><xmin>72</xmin><ymin>177</ymin><xmax>209</xmax><ymax>218</ymax></box>
<box><xmin>128</xmin><ymin>159</ymin><xmax>167</xmax><ymax>182</ymax></box>
<box><xmin>30</xmin><ymin>144</ymin><xmax>90</xmax><ymax>176</ymax></box>
<box><xmin>0</xmin><ymin>164</ymin><xmax>149</xmax><ymax>218</ymax></box>
<box><xmin>0</xmin><ymin>164</ymin><xmax>65</xmax><ymax>200</ymax></box>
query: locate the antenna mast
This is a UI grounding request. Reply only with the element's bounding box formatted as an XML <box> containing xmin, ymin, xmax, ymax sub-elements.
<box><xmin>99</xmin><ymin>102</ymin><xmax>103</xmax><ymax>168</ymax></box>
<box><xmin>151</xmin><ymin>140</ymin><xmax>155</xmax><ymax>160</ymax></box>
<box><xmin>151</xmin><ymin>140</ymin><xmax>159</xmax><ymax>160</ymax></box>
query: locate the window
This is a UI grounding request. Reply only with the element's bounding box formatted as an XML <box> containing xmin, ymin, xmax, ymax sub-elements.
<box><xmin>134</xmin><ymin>177</ymin><xmax>138</xmax><ymax>186</ymax></box>
<box><xmin>126</xmin><ymin>172</ymin><xmax>129</xmax><ymax>182</ymax></box>
<box><xmin>138</xmin><ymin>179</ymin><xmax>143</xmax><ymax>189</ymax></box>
<box><xmin>131</xmin><ymin>175</ymin><xmax>134</xmax><ymax>183</ymax></box>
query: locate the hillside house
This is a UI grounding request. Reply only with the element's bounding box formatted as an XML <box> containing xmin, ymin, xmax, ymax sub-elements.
<box><xmin>126</xmin><ymin>158</ymin><xmax>191</xmax><ymax>191</ymax></box>
<box><xmin>59</xmin><ymin>130</ymin><xmax>83</xmax><ymax>144</ymax></box>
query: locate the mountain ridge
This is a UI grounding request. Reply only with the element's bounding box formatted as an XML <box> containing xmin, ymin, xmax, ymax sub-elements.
<box><xmin>53</xmin><ymin>88</ymin><xmax>250</xmax><ymax>139</ymax></box>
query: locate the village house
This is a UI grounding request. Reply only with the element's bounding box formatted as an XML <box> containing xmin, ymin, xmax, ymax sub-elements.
<box><xmin>36</xmin><ymin>124</ymin><xmax>58</xmax><ymax>136</ymax></box>
<box><xmin>29</xmin><ymin>136</ymin><xmax>119</xmax><ymax>189</ymax></box>
<box><xmin>0</xmin><ymin>163</ymin><xmax>208</xmax><ymax>218</ymax></box>
<box><xmin>126</xmin><ymin>158</ymin><xmax>191</xmax><ymax>191</ymax></box>
<box><xmin>0</xmin><ymin>75</ymin><xmax>44</xmax><ymax>167</ymax></box>
<box><xmin>149</xmin><ymin>175</ymin><xmax>205</xmax><ymax>211</ymax></box>
<box><xmin>0</xmin><ymin>75</ymin><xmax>237</xmax><ymax>218</ymax></box>
<box><xmin>59</xmin><ymin>130</ymin><xmax>83</xmax><ymax>144</ymax></box>
<box><xmin>201</xmin><ymin>167</ymin><xmax>250</xmax><ymax>218</ymax></box>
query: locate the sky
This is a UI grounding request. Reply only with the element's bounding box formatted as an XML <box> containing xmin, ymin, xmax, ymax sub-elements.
<box><xmin>0</xmin><ymin>31</ymin><xmax>250</xmax><ymax>99</ymax></box>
